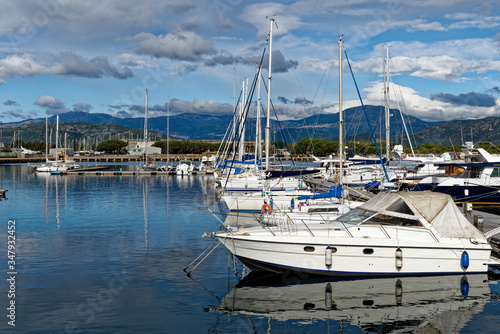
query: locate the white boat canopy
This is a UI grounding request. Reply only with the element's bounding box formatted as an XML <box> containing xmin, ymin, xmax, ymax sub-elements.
<box><xmin>358</xmin><ymin>191</ymin><xmax>484</xmax><ymax>239</ymax></box>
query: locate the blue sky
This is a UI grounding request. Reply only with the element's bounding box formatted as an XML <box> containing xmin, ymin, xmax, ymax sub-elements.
<box><xmin>0</xmin><ymin>0</ymin><xmax>499</xmax><ymax>123</ymax></box>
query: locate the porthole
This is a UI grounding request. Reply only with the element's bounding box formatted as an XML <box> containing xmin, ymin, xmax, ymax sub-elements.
<box><xmin>304</xmin><ymin>246</ymin><xmax>315</xmax><ymax>252</ymax></box>
<box><xmin>363</xmin><ymin>248</ymin><xmax>374</xmax><ymax>255</ymax></box>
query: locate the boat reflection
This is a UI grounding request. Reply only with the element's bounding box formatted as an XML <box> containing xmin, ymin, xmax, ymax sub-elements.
<box><xmin>213</xmin><ymin>272</ymin><xmax>494</xmax><ymax>333</ymax></box>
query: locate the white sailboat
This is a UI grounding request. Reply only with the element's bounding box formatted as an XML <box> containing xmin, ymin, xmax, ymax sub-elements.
<box><xmin>35</xmin><ymin>115</ymin><xmax>78</xmax><ymax>173</ymax></box>
<box><xmin>219</xmin><ymin>18</ymin><xmax>317</xmax><ymax>212</ymax></box>
<box><xmin>140</xmin><ymin>89</ymin><xmax>160</xmax><ymax>171</ymax></box>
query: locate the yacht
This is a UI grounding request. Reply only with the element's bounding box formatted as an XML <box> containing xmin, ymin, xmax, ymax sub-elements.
<box><xmin>208</xmin><ymin>191</ymin><xmax>500</xmax><ymax>276</ymax></box>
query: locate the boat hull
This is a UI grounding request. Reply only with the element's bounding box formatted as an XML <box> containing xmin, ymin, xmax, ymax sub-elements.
<box><xmin>216</xmin><ymin>233</ymin><xmax>492</xmax><ymax>276</ymax></box>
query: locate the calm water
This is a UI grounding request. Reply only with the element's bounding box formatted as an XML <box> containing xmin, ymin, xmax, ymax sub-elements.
<box><xmin>1</xmin><ymin>164</ymin><xmax>500</xmax><ymax>334</ymax></box>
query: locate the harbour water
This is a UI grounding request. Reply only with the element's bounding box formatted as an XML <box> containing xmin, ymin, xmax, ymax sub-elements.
<box><xmin>1</xmin><ymin>164</ymin><xmax>500</xmax><ymax>333</ymax></box>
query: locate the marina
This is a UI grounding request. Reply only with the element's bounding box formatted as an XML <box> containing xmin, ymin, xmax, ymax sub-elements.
<box><xmin>1</xmin><ymin>164</ymin><xmax>500</xmax><ymax>333</ymax></box>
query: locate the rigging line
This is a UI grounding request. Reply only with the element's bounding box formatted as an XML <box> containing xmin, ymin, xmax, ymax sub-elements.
<box><xmin>343</xmin><ymin>47</ymin><xmax>390</xmax><ymax>182</ymax></box>
<box><xmin>388</xmin><ymin>60</ymin><xmax>419</xmax><ymax>154</ymax></box>
<box><xmin>222</xmin><ymin>43</ymin><xmax>268</xmax><ymax>185</ymax></box>
<box><xmin>216</xmin><ymin>90</ymin><xmax>243</xmax><ymax>169</ymax></box>
<box><xmin>260</xmin><ymin>75</ymin><xmax>296</xmax><ymax>166</ymax></box>
<box><xmin>388</xmin><ymin>65</ymin><xmax>415</xmax><ymax>156</ymax></box>
<box><xmin>275</xmin><ymin>25</ymin><xmax>308</xmax><ymax>109</ymax></box>
<box><xmin>223</xmin><ymin>70</ymin><xmax>261</xmax><ymax>188</ymax></box>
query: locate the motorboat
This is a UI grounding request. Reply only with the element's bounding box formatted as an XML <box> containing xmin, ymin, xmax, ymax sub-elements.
<box><xmin>176</xmin><ymin>160</ymin><xmax>194</xmax><ymax>176</ymax></box>
<box><xmin>412</xmin><ymin>147</ymin><xmax>500</xmax><ymax>203</ymax></box>
<box><xmin>208</xmin><ymin>191</ymin><xmax>500</xmax><ymax>276</ymax></box>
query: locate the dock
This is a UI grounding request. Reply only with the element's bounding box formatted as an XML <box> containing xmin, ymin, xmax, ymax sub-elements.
<box><xmin>57</xmin><ymin>170</ymin><xmax>213</xmax><ymax>176</ymax></box>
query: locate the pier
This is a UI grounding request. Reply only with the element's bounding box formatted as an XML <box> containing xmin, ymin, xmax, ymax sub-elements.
<box><xmin>0</xmin><ymin>154</ymin><xmax>313</xmax><ymax>164</ymax></box>
<box><xmin>60</xmin><ymin>170</ymin><xmax>213</xmax><ymax>176</ymax></box>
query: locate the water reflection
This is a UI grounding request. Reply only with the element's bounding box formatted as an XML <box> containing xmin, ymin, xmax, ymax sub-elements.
<box><xmin>212</xmin><ymin>272</ymin><xmax>495</xmax><ymax>333</ymax></box>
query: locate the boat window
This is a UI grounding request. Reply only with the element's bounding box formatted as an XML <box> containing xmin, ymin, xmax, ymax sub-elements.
<box><xmin>337</xmin><ymin>208</ymin><xmax>374</xmax><ymax>224</ymax></box>
<box><xmin>304</xmin><ymin>246</ymin><xmax>315</xmax><ymax>252</ymax></box>
<box><xmin>491</xmin><ymin>168</ymin><xmax>500</xmax><ymax>177</ymax></box>
<box><xmin>363</xmin><ymin>248</ymin><xmax>374</xmax><ymax>255</ymax></box>
<box><xmin>308</xmin><ymin>207</ymin><xmax>339</xmax><ymax>213</ymax></box>
<box><xmin>386</xmin><ymin>199</ymin><xmax>414</xmax><ymax>215</ymax></box>
<box><xmin>361</xmin><ymin>214</ymin><xmax>421</xmax><ymax>227</ymax></box>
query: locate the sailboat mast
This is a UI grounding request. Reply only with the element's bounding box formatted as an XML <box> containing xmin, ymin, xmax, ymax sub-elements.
<box><xmin>167</xmin><ymin>96</ymin><xmax>170</xmax><ymax>168</ymax></box>
<box><xmin>55</xmin><ymin>115</ymin><xmax>59</xmax><ymax>162</ymax></box>
<box><xmin>265</xmin><ymin>18</ymin><xmax>274</xmax><ymax>171</ymax></box>
<box><xmin>144</xmin><ymin>89</ymin><xmax>148</xmax><ymax>164</ymax></box>
<box><xmin>45</xmin><ymin>117</ymin><xmax>48</xmax><ymax>163</ymax></box>
<box><xmin>255</xmin><ymin>65</ymin><xmax>262</xmax><ymax>169</ymax></box>
<box><xmin>238</xmin><ymin>79</ymin><xmax>246</xmax><ymax>160</ymax></box>
<box><xmin>338</xmin><ymin>38</ymin><xmax>344</xmax><ymax>186</ymax></box>
<box><xmin>383</xmin><ymin>45</ymin><xmax>390</xmax><ymax>160</ymax></box>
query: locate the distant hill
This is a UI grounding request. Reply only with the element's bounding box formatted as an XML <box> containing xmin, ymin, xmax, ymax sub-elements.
<box><xmin>408</xmin><ymin>117</ymin><xmax>500</xmax><ymax>145</ymax></box>
<box><xmin>2</xmin><ymin>106</ymin><xmax>496</xmax><ymax>146</ymax></box>
<box><xmin>1</xmin><ymin>122</ymin><xmax>164</xmax><ymax>145</ymax></box>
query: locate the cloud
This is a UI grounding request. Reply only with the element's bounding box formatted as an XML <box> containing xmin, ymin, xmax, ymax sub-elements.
<box><xmin>362</xmin><ymin>81</ymin><xmax>500</xmax><ymax>121</ymax></box>
<box><xmin>0</xmin><ymin>109</ymin><xmax>37</xmax><ymax>119</ymax></box>
<box><xmin>72</xmin><ymin>103</ymin><xmax>92</xmax><ymax>113</ymax></box>
<box><xmin>128</xmin><ymin>31</ymin><xmax>215</xmax><ymax>61</ymax></box>
<box><xmin>488</xmin><ymin>87</ymin><xmax>500</xmax><ymax>95</ymax></box>
<box><xmin>53</xmin><ymin>52</ymin><xmax>134</xmax><ymax>79</ymax></box>
<box><xmin>34</xmin><ymin>95</ymin><xmax>69</xmax><ymax>115</ymax></box>
<box><xmin>348</xmin><ymin>53</ymin><xmax>500</xmax><ymax>82</ymax></box>
<box><xmin>278</xmin><ymin>96</ymin><xmax>291</xmax><ymax>104</ymax></box>
<box><xmin>110</xmin><ymin>98</ymin><xmax>234</xmax><ymax>118</ymax></box>
<box><xmin>430</xmin><ymin>92</ymin><xmax>497</xmax><ymax>107</ymax></box>
<box><xmin>407</xmin><ymin>20</ymin><xmax>446</xmax><ymax>32</ymax></box>
<box><xmin>3</xmin><ymin>99</ymin><xmax>18</xmax><ymax>106</ymax></box>
<box><xmin>165</xmin><ymin>2</ymin><xmax>196</xmax><ymax>15</ymax></box>
<box><xmin>240</xmin><ymin>3</ymin><xmax>303</xmax><ymax>38</ymax></box>
<box><xmin>294</xmin><ymin>97</ymin><xmax>313</xmax><ymax>105</ymax></box>
<box><xmin>204</xmin><ymin>51</ymin><xmax>243</xmax><ymax>67</ymax></box>
<box><xmin>0</xmin><ymin>52</ymin><xmax>134</xmax><ymax>80</ymax></box>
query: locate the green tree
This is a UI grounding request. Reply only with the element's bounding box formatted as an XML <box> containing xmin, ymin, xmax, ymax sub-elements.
<box><xmin>294</xmin><ymin>138</ymin><xmax>338</xmax><ymax>157</ymax></box>
<box><xmin>96</xmin><ymin>140</ymin><xmax>128</xmax><ymax>154</ymax></box>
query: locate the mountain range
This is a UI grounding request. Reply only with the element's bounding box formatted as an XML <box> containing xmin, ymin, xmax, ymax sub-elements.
<box><xmin>1</xmin><ymin>105</ymin><xmax>497</xmax><ymax>146</ymax></box>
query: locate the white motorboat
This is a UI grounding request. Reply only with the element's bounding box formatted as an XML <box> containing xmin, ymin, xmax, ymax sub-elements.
<box><xmin>176</xmin><ymin>160</ymin><xmax>194</xmax><ymax>176</ymax></box>
<box><xmin>209</xmin><ymin>191</ymin><xmax>500</xmax><ymax>276</ymax></box>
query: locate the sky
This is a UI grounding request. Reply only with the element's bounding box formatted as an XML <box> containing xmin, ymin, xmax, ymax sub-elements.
<box><xmin>0</xmin><ymin>0</ymin><xmax>499</xmax><ymax>123</ymax></box>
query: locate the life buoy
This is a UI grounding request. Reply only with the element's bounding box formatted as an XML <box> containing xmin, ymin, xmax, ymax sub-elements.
<box><xmin>261</xmin><ymin>204</ymin><xmax>272</xmax><ymax>214</ymax></box>
<box><xmin>401</xmin><ymin>152</ymin><xmax>407</xmax><ymax>159</ymax></box>
<box><xmin>298</xmin><ymin>203</ymin><xmax>304</xmax><ymax>211</ymax></box>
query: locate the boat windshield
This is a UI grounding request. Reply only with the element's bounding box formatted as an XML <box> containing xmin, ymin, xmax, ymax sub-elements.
<box><xmin>361</xmin><ymin>214</ymin><xmax>422</xmax><ymax>227</ymax></box>
<box><xmin>337</xmin><ymin>208</ymin><xmax>375</xmax><ymax>224</ymax></box>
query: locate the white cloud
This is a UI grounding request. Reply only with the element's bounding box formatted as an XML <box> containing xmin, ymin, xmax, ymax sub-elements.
<box><xmin>240</xmin><ymin>3</ymin><xmax>303</xmax><ymax>38</ymax></box>
<box><xmin>362</xmin><ymin>81</ymin><xmax>500</xmax><ymax>121</ymax></box>
<box><xmin>128</xmin><ymin>31</ymin><xmax>215</xmax><ymax>61</ymax></box>
<box><xmin>0</xmin><ymin>51</ymin><xmax>133</xmax><ymax>80</ymax></box>
<box><xmin>34</xmin><ymin>95</ymin><xmax>69</xmax><ymax>115</ymax></box>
